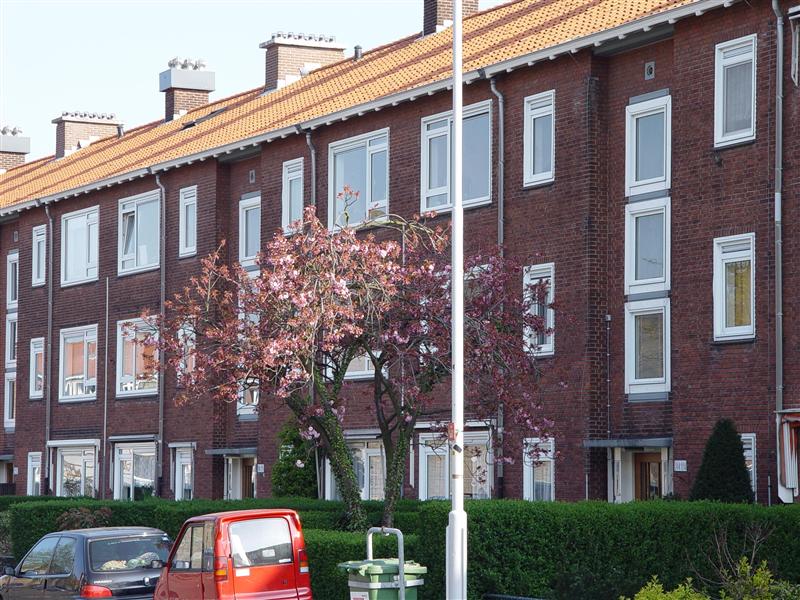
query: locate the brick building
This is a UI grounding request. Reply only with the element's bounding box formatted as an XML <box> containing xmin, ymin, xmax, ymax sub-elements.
<box><xmin>0</xmin><ymin>0</ymin><xmax>797</xmax><ymax>504</ymax></box>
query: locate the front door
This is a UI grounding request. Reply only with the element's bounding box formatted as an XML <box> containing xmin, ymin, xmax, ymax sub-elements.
<box><xmin>634</xmin><ymin>452</ymin><xmax>662</xmax><ymax>500</ymax></box>
<box><xmin>229</xmin><ymin>517</ymin><xmax>296</xmax><ymax>599</ymax></box>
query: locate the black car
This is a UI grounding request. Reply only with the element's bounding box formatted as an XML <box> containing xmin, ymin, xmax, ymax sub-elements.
<box><xmin>0</xmin><ymin>527</ymin><xmax>171</xmax><ymax>600</ymax></box>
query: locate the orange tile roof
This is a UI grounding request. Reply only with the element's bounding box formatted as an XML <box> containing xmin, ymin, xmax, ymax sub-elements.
<box><xmin>0</xmin><ymin>0</ymin><xmax>717</xmax><ymax>212</ymax></box>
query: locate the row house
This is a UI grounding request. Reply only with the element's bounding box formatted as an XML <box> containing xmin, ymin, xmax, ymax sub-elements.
<box><xmin>0</xmin><ymin>0</ymin><xmax>798</xmax><ymax>504</ymax></box>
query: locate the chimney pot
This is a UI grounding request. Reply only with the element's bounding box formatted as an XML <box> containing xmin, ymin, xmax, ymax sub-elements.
<box><xmin>423</xmin><ymin>0</ymin><xmax>479</xmax><ymax>35</ymax></box>
<box><xmin>159</xmin><ymin>60</ymin><xmax>216</xmax><ymax>122</ymax></box>
<box><xmin>354</xmin><ymin>45</ymin><xmax>363</xmax><ymax>60</ymax></box>
<box><xmin>259</xmin><ymin>32</ymin><xmax>345</xmax><ymax>92</ymax></box>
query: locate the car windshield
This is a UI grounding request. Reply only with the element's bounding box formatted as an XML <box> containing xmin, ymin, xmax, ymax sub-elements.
<box><xmin>89</xmin><ymin>535</ymin><xmax>171</xmax><ymax>572</ymax></box>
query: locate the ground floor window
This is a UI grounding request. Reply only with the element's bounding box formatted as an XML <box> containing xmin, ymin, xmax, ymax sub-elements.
<box><xmin>27</xmin><ymin>452</ymin><xmax>41</xmax><ymax>496</ymax></box>
<box><xmin>418</xmin><ymin>430</ymin><xmax>492</xmax><ymax>500</ymax></box>
<box><xmin>174</xmin><ymin>447</ymin><xmax>194</xmax><ymax>501</ymax></box>
<box><xmin>740</xmin><ymin>433</ymin><xmax>756</xmax><ymax>499</ymax></box>
<box><xmin>225</xmin><ymin>456</ymin><xmax>256</xmax><ymax>500</ymax></box>
<box><xmin>325</xmin><ymin>440</ymin><xmax>385</xmax><ymax>501</ymax></box>
<box><xmin>114</xmin><ymin>442</ymin><xmax>156</xmax><ymax>500</ymax></box>
<box><xmin>56</xmin><ymin>447</ymin><xmax>96</xmax><ymax>497</ymax></box>
<box><xmin>523</xmin><ymin>438</ymin><xmax>555</xmax><ymax>501</ymax></box>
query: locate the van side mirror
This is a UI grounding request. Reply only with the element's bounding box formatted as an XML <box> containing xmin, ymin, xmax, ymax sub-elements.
<box><xmin>3</xmin><ymin>566</ymin><xmax>15</xmax><ymax>577</ymax></box>
<box><xmin>150</xmin><ymin>560</ymin><xmax>165</xmax><ymax>570</ymax></box>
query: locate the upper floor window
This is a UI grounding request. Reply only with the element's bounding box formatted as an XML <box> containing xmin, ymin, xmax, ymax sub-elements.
<box><xmin>3</xmin><ymin>373</ymin><xmax>15</xmax><ymax>430</ymax></box>
<box><xmin>32</xmin><ymin>225</ymin><xmax>46</xmax><ymax>287</ymax></box>
<box><xmin>239</xmin><ymin>194</ymin><xmax>261</xmax><ymax>268</ymax></box>
<box><xmin>713</xmin><ymin>233</ymin><xmax>755</xmax><ymax>341</ymax></box>
<box><xmin>179</xmin><ymin>186</ymin><xmax>197</xmax><ymax>258</ymax></box>
<box><xmin>421</xmin><ymin>100</ymin><xmax>491</xmax><ymax>212</ymax></box>
<box><xmin>282</xmin><ymin>158</ymin><xmax>304</xmax><ymax>233</ymax></box>
<box><xmin>329</xmin><ymin>129</ymin><xmax>388</xmax><ymax>228</ymax></box>
<box><xmin>625</xmin><ymin>95</ymin><xmax>671</xmax><ymax>197</ymax></box>
<box><xmin>61</xmin><ymin>206</ymin><xmax>98</xmax><ymax>287</ymax></box>
<box><xmin>117</xmin><ymin>319</ymin><xmax>158</xmax><ymax>397</ymax></box>
<box><xmin>59</xmin><ymin>324</ymin><xmax>97</xmax><ymax>402</ymax></box>
<box><xmin>624</xmin><ymin>298</ymin><xmax>670</xmax><ymax>395</ymax></box>
<box><xmin>6</xmin><ymin>251</ymin><xmax>18</xmax><ymax>310</ymax></box>
<box><xmin>5</xmin><ymin>314</ymin><xmax>17</xmax><ymax>370</ymax></box>
<box><xmin>523</xmin><ymin>263</ymin><xmax>554</xmax><ymax>357</ymax></box>
<box><xmin>625</xmin><ymin>197</ymin><xmax>671</xmax><ymax>295</ymax></box>
<box><xmin>715</xmin><ymin>35</ymin><xmax>757</xmax><ymax>148</ymax></box>
<box><xmin>523</xmin><ymin>438</ymin><xmax>555</xmax><ymax>501</ymax></box>
<box><xmin>523</xmin><ymin>90</ymin><xmax>555</xmax><ymax>186</ymax></box>
<box><xmin>119</xmin><ymin>191</ymin><xmax>160</xmax><ymax>275</ymax></box>
<box><xmin>237</xmin><ymin>382</ymin><xmax>259</xmax><ymax>417</ymax></box>
<box><xmin>344</xmin><ymin>353</ymin><xmax>376</xmax><ymax>381</ymax></box>
<box><xmin>30</xmin><ymin>337</ymin><xmax>44</xmax><ymax>399</ymax></box>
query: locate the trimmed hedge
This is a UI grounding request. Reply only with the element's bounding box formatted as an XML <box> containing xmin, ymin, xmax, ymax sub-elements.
<box><xmin>415</xmin><ymin>500</ymin><xmax>800</xmax><ymax>600</ymax></box>
<box><xmin>0</xmin><ymin>494</ymin><xmax>74</xmax><ymax>513</ymax></box>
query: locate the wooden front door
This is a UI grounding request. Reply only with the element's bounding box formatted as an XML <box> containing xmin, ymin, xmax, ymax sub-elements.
<box><xmin>634</xmin><ymin>452</ymin><xmax>662</xmax><ymax>500</ymax></box>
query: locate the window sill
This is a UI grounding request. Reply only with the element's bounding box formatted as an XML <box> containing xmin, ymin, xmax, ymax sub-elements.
<box><xmin>61</xmin><ymin>277</ymin><xmax>99</xmax><ymax>289</ymax></box>
<box><xmin>4</xmin><ymin>425</ymin><xmax>14</xmax><ymax>433</ymax></box>
<box><xmin>29</xmin><ymin>394</ymin><xmax>43</xmax><ymax>401</ymax></box>
<box><xmin>422</xmin><ymin>197</ymin><xmax>493</xmax><ymax>216</ymax></box>
<box><xmin>626</xmin><ymin>391</ymin><xmax>670</xmax><ymax>403</ymax></box>
<box><xmin>711</xmin><ymin>335</ymin><xmax>756</xmax><ymax>346</ymax></box>
<box><xmin>118</xmin><ymin>263</ymin><xmax>160</xmax><ymax>278</ymax></box>
<box><xmin>178</xmin><ymin>250</ymin><xmax>197</xmax><ymax>260</ymax></box>
<box><xmin>523</xmin><ymin>177</ymin><xmax>555</xmax><ymax>190</ymax></box>
<box><xmin>6</xmin><ymin>303</ymin><xmax>18</xmax><ymax>312</ymax></box>
<box><xmin>533</xmin><ymin>351</ymin><xmax>555</xmax><ymax>359</ymax></box>
<box><xmin>237</xmin><ymin>414</ymin><xmax>258</xmax><ymax>422</ymax></box>
<box><xmin>714</xmin><ymin>136</ymin><xmax>756</xmax><ymax>151</ymax></box>
<box><xmin>59</xmin><ymin>396</ymin><xmax>97</xmax><ymax>403</ymax></box>
<box><xmin>116</xmin><ymin>390</ymin><xmax>158</xmax><ymax>400</ymax></box>
<box><xmin>5</xmin><ymin>361</ymin><xmax>16</xmax><ymax>370</ymax></box>
<box><xmin>31</xmin><ymin>281</ymin><xmax>45</xmax><ymax>288</ymax></box>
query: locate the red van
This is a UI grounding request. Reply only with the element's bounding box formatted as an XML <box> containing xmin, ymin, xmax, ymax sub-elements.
<box><xmin>153</xmin><ymin>509</ymin><xmax>312</xmax><ymax>600</ymax></box>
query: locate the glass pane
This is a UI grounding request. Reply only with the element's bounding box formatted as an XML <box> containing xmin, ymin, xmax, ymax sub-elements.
<box><xmin>10</xmin><ymin>261</ymin><xmax>18</xmax><ymax>302</ymax></box>
<box><xmin>121</xmin><ymin>335</ymin><xmax>135</xmax><ymax>391</ymax></box>
<box><xmin>289</xmin><ymin>177</ymin><xmax>303</xmax><ymax>223</ymax></box>
<box><xmin>172</xmin><ymin>528</ymin><xmax>194</xmax><ymax>569</ymax></box>
<box><xmin>181</xmin><ymin>463</ymin><xmax>193</xmax><ymax>500</ymax></box>
<box><xmin>7</xmin><ymin>379</ymin><xmax>15</xmax><ymax>419</ymax></box>
<box><xmin>426</xmin><ymin>453</ymin><xmax>446</xmax><ymax>499</ymax></box>
<box><xmin>61</xmin><ymin>452</ymin><xmax>82</xmax><ymax>497</ymax></box>
<box><xmin>635</xmin><ymin>213</ymin><xmax>664</xmax><ymax>280</ymax></box>
<box><xmin>34</xmin><ymin>349</ymin><xmax>44</xmax><ymax>392</ymax></box>
<box><xmin>136</xmin><ymin>200</ymin><xmax>158</xmax><ymax>267</ymax></box>
<box><xmin>427</xmin><ymin>193</ymin><xmax>448</xmax><ymax>208</ymax></box>
<box><xmin>463</xmin><ymin>112</ymin><xmax>491</xmax><ymax>201</ymax></box>
<box><xmin>532</xmin><ymin>114</ymin><xmax>553</xmax><ymax>175</ymax></box>
<box><xmin>120</xmin><ymin>457</ymin><xmax>133</xmax><ymax>500</ymax></box>
<box><xmin>428</xmin><ymin>135</ymin><xmax>448</xmax><ymax>191</ymax></box>
<box><xmin>190</xmin><ymin>526</ymin><xmax>204</xmax><ymax>570</ymax></box>
<box><xmin>88</xmin><ymin>220</ymin><xmax>98</xmax><ymax>276</ymax></box>
<box><xmin>122</xmin><ymin>211</ymin><xmax>136</xmax><ymax>258</ymax></box>
<box><xmin>83</xmin><ymin>459</ymin><xmax>94</xmax><ymax>497</ymax></box>
<box><xmin>184</xmin><ymin>201</ymin><xmax>196</xmax><ymax>250</ymax></box>
<box><xmin>20</xmin><ymin>536</ymin><xmax>59</xmax><ymax>575</ymax></box>
<box><xmin>725</xmin><ymin>259</ymin><xmax>752</xmax><ymax>327</ymax></box>
<box><xmin>724</xmin><ymin>61</ymin><xmax>753</xmax><ymax>135</ymax></box>
<box><xmin>90</xmin><ymin>536</ymin><xmax>170</xmax><ymax>572</ymax></box>
<box><xmin>635</xmin><ymin>312</ymin><xmax>664</xmax><ymax>379</ymax></box>
<box><xmin>133</xmin><ymin>449</ymin><xmax>156</xmax><ymax>500</ymax></box>
<box><xmin>533</xmin><ymin>461</ymin><xmax>552</xmax><ymax>501</ymax></box>
<box><xmin>35</xmin><ymin>239</ymin><xmax>45</xmax><ymax>281</ymax></box>
<box><xmin>32</xmin><ymin>465</ymin><xmax>41</xmax><ymax>495</ymax></box>
<box><xmin>64</xmin><ymin>337</ymin><xmax>85</xmax><ymax>397</ymax></box>
<box><xmin>464</xmin><ymin>444</ymin><xmax>490</xmax><ymax>499</ymax></box>
<box><xmin>86</xmin><ymin>339</ymin><xmax>97</xmax><ymax>394</ymax></box>
<box><xmin>368</xmin><ymin>454</ymin><xmax>384</xmax><ymax>500</ymax></box>
<box><xmin>65</xmin><ymin>216</ymin><xmax>88</xmax><ymax>281</ymax></box>
<box><xmin>229</xmin><ymin>518</ymin><xmax>292</xmax><ymax>568</ymax></box>
<box><xmin>244</xmin><ymin>206</ymin><xmax>261</xmax><ymax>258</ymax></box>
<box><xmin>635</xmin><ymin>112</ymin><xmax>665</xmax><ymax>181</ymax></box>
<box><xmin>9</xmin><ymin>320</ymin><xmax>16</xmax><ymax>361</ymax></box>
<box><xmin>135</xmin><ymin>331</ymin><xmax>157</xmax><ymax>391</ymax></box>
<box><xmin>334</xmin><ymin>146</ymin><xmax>367</xmax><ymax>224</ymax></box>
<box><xmin>50</xmin><ymin>536</ymin><xmax>76</xmax><ymax>575</ymax></box>
<box><xmin>369</xmin><ymin>150</ymin><xmax>387</xmax><ymax>218</ymax></box>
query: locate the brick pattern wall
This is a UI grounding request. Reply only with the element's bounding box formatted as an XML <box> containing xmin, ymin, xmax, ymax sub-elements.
<box><xmin>165</xmin><ymin>89</ymin><xmax>210</xmax><ymax>121</ymax></box>
<box><xmin>423</xmin><ymin>0</ymin><xmax>479</xmax><ymax>35</ymax></box>
<box><xmin>265</xmin><ymin>45</ymin><xmax>344</xmax><ymax>91</ymax></box>
<box><xmin>0</xmin><ymin>153</ymin><xmax>25</xmax><ymax>170</ymax></box>
<box><xmin>55</xmin><ymin>121</ymin><xmax>119</xmax><ymax>158</ymax></box>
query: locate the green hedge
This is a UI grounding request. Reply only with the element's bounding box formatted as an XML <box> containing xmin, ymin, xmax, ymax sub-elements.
<box><xmin>415</xmin><ymin>500</ymin><xmax>800</xmax><ymax>600</ymax></box>
<box><xmin>0</xmin><ymin>495</ymin><xmax>75</xmax><ymax>513</ymax></box>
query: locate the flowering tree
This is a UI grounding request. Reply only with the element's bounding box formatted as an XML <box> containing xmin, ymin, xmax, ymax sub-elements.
<box><xmin>149</xmin><ymin>201</ymin><xmax>553</xmax><ymax>529</ymax></box>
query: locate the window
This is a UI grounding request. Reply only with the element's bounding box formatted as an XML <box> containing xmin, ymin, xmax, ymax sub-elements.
<box><xmin>282</xmin><ymin>158</ymin><xmax>304</xmax><ymax>233</ymax></box>
<box><xmin>19</xmin><ymin>536</ymin><xmax>59</xmax><ymax>575</ymax></box>
<box><xmin>114</xmin><ymin>442</ymin><xmax>156</xmax><ymax>500</ymax></box>
<box><xmin>32</xmin><ymin>225</ymin><xmax>46</xmax><ymax>286</ymax></box>
<box><xmin>625</xmin><ymin>95</ymin><xmax>671</xmax><ymax>196</ymax></box>
<box><xmin>230</xmin><ymin>518</ymin><xmax>293</xmax><ymax>567</ymax></box>
<box><xmin>239</xmin><ymin>194</ymin><xmax>261</xmax><ymax>268</ymax></box>
<box><xmin>625</xmin><ymin>197</ymin><xmax>671</xmax><ymax>294</ymax></box>
<box><xmin>715</xmin><ymin>35</ymin><xmax>757</xmax><ymax>148</ymax></box>
<box><xmin>421</xmin><ymin>100</ymin><xmax>492</xmax><ymax>211</ymax></box>
<box><xmin>27</xmin><ymin>452</ymin><xmax>41</xmax><ymax>496</ymax></box>
<box><xmin>179</xmin><ymin>186</ymin><xmax>197</xmax><ymax>258</ymax></box>
<box><xmin>713</xmin><ymin>233</ymin><xmax>755</xmax><ymax>341</ymax></box>
<box><xmin>329</xmin><ymin>129</ymin><xmax>388</xmax><ymax>228</ymax></box>
<box><xmin>7</xmin><ymin>251</ymin><xmax>18</xmax><ymax>310</ymax></box>
<box><xmin>344</xmin><ymin>353</ymin><xmax>376</xmax><ymax>380</ymax></box>
<box><xmin>418</xmin><ymin>431</ymin><xmax>492</xmax><ymax>500</ymax></box>
<box><xmin>3</xmin><ymin>373</ymin><xmax>15</xmax><ymax>429</ymax></box>
<box><xmin>59</xmin><ymin>325</ymin><xmax>97</xmax><ymax>401</ymax></box>
<box><xmin>741</xmin><ymin>433</ymin><xmax>756</xmax><ymax>497</ymax></box>
<box><xmin>61</xmin><ymin>206</ymin><xmax>98</xmax><ymax>286</ymax></box>
<box><xmin>523</xmin><ymin>263</ymin><xmax>555</xmax><ymax>356</ymax></box>
<box><xmin>119</xmin><ymin>191</ymin><xmax>160</xmax><ymax>274</ymax></box>
<box><xmin>325</xmin><ymin>440</ymin><xmax>385</xmax><ymax>501</ymax></box>
<box><xmin>116</xmin><ymin>319</ymin><xmax>158</xmax><ymax>397</ymax></box>
<box><xmin>177</xmin><ymin>325</ymin><xmax>196</xmax><ymax>379</ymax></box>
<box><xmin>49</xmin><ymin>537</ymin><xmax>76</xmax><ymax>575</ymax></box>
<box><xmin>792</xmin><ymin>12</ymin><xmax>799</xmax><ymax>87</ymax></box>
<box><xmin>30</xmin><ymin>337</ymin><xmax>44</xmax><ymax>398</ymax></box>
<box><xmin>523</xmin><ymin>90</ymin><xmax>555</xmax><ymax>186</ymax></box>
<box><xmin>171</xmin><ymin>523</ymin><xmax>213</xmax><ymax>571</ymax></box>
<box><xmin>56</xmin><ymin>447</ymin><xmax>96</xmax><ymax>497</ymax></box>
<box><xmin>237</xmin><ymin>383</ymin><xmax>259</xmax><ymax>417</ymax></box>
<box><xmin>624</xmin><ymin>298</ymin><xmax>671</xmax><ymax>394</ymax></box>
<box><xmin>5</xmin><ymin>314</ymin><xmax>17</xmax><ymax>369</ymax></box>
<box><xmin>523</xmin><ymin>438</ymin><xmax>555</xmax><ymax>501</ymax></box>
<box><xmin>175</xmin><ymin>448</ymin><xmax>193</xmax><ymax>501</ymax></box>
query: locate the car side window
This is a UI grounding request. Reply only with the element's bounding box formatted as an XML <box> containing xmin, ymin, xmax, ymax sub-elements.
<box><xmin>190</xmin><ymin>526</ymin><xmax>204</xmax><ymax>570</ymax></box>
<box><xmin>171</xmin><ymin>527</ymin><xmax>195</xmax><ymax>571</ymax></box>
<box><xmin>202</xmin><ymin>521</ymin><xmax>214</xmax><ymax>572</ymax></box>
<box><xmin>49</xmin><ymin>537</ymin><xmax>77</xmax><ymax>575</ymax></box>
<box><xmin>20</xmin><ymin>537</ymin><xmax>60</xmax><ymax>576</ymax></box>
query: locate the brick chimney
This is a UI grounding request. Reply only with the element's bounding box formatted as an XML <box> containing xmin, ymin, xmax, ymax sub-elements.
<box><xmin>259</xmin><ymin>32</ymin><xmax>345</xmax><ymax>92</ymax></box>
<box><xmin>159</xmin><ymin>58</ymin><xmax>216</xmax><ymax>121</ymax></box>
<box><xmin>424</xmin><ymin>0</ymin><xmax>479</xmax><ymax>35</ymax></box>
<box><xmin>0</xmin><ymin>126</ymin><xmax>30</xmax><ymax>171</ymax></box>
<box><xmin>52</xmin><ymin>112</ymin><xmax>122</xmax><ymax>159</ymax></box>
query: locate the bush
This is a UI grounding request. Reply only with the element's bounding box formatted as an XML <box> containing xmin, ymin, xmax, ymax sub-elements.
<box><xmin>271</xmin><ymin>423</ymin><xmax>319</xmax><ymax>498</ymax></box>
<box><xmin>623</xmin><ymin>578</ymin><xmax>709</xmax><ymax>600</ymax></box>
<box><xmin>56</xmin><ymin>506</ymin><xmax>113</xmax><ymax>531</ymax></box>
<box><xmin>690</xmin><ymin>419</ymin><xmax>754</xmax><ymax>503</ymax></box>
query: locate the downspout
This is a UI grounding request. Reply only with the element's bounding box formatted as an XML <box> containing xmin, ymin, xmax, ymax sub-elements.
<box><xmin>772</xmin><ymin>0</ymin><xmax>790</xmax><ymax>503</ymax></box>
<box><xmin>154</xmin><ymin>172</ymin><xmax>167</xmax><ymax>497</ymax></box>
<box><xmin>101</xmin><ymin>277</ymin><xmax>109</xmax><ymax>498</ymax></box>
<box><xmin>44</xmin><ymin>204</ymin><xmax>54</xmax><ymax>493</ymax></box>
<box><xmin>297</xmin><ymin>126</ymin><xmax>317</xmax><ymax>206</ymax></box>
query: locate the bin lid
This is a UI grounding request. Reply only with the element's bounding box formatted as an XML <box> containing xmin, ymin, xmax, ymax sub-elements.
<box><xmin>338</xmin><ymin>559</ymin><xmax>428</xmax><ymax>576</ymax></box>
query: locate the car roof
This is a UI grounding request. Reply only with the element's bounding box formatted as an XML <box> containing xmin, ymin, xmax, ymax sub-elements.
<box><xmin>187</xmin><ymin>508</ymin><xmax>300</xmax><ymax>523</ymax></box>
<box><xmin>49</xmin><ymin>527</ymin><xmax>168</xmax><ymax>539</ymax></box>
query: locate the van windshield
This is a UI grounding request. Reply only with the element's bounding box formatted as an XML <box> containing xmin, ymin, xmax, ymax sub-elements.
<box><xmin>229</xmin><ymin>518</ymin><xmax>293</xmax><ymax>568</ymax></box>
<box><xmin>89</xmin><ymin>535</ymin><xmax>171</xmax><ymax>572</ymax></box>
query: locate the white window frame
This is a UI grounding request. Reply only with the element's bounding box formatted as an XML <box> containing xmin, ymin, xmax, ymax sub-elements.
<box><xmin>624</xmin><ymin>197</ymin><xmax>671</xmax><ymax>295</ymax></box>
<box><xmin>624</xmin><ymin>298</ymin><xmax>671</xmax><ymax>394</ymax></box>
<box><xmin>27</xmin><ymin>452</ymin><xmax>41</xmax><ymax>496</ymax></box>
<box><xmin>32</xmin><ymin>225</ymin><xmax>46</xmax><ymax>287</ymax></box>
<box><xmin>178</xmin><ymin>186</ymin><xmax>197</xmax><ymax>258</ymax></box>
<box><xmin>791</xmin><ymin>13</ymin><xmax>799</xmax><ymax>87</ymax></box>
<box><xmin>174</xmin><ymin>447</ymin><xmax>194</xmax><ymax>501</ymax></box>
<box><xmin>418</xmin><ymin>430</ymin><xmax>493</xmax><ymax>500</ymax></box>
<box><xmin>522</xmin><ymin>437</ymin><xmax>555</xmax><ymax>501</ymax></box>
<box><xmin>116</xmin><ymin>318</ymin><xmax>158</xmax><ymax>398</ymax></box>
<box><xmin>6</xmin><ymin>251</ymin><xmax>18</xmax><ymax>310</ymax></box>
<box><xmin>238</xmin><ymin>194</ymin><xmax>261</xmax><ymax>268</ymax></box>
<box><xmin>523</xmin><ymin>263</ymin><xmax>555</xmax><ymax>357</ymax></box>
<box><xmin>420</xmin><ymin>99</ymin><xmax>492</xmax><ymax>213</ymax></box>
<box><xmin>523</xmin><ymin>90</ymin><xmax>555</xmax><ymax>186</ymax></box>
<box><xmin>328</xmin><ymin>128</ymin><xmax>389</xmax><ymax>229</ymax></box>
<box><xmin>323</xmin><ymin>440</ymin><xmax>386</xmax><ymax>501</ymax></box>
<box><xmin>237</xmin><ymin>382</ymin><xmax>259</xmax><ymax>417</ymax></box>
<box><xmin>741</xmin><ymin>432</ymin><xmax>757</xmax><ymax>498</ymax></box>
<box><xmin>58</xmin><ymin>324</ymin><xmax>98</xmax><ymax>402</ymax></box>
<box><xmin>118</xmin><ymin>190</ymin><xmax>161</xmax><ymax>275</ymax></box>
<box><xmin>55</xmin><ymin>446</ymin><xmax>97</xmax><ymax>497</ymax></box>
<box><xmin>625</xmin><ymin>95</ymin><xmax>671</xmax><ymax>197</ymax></box>
<box><xmin>282</xmin><ymin>158</ymin><xmax>304</xmax><ymax>233</ymax></box>
<box><xmin>113</xmin><ymin>442</ymin><xmax>157</xmax><ymax>501</ymax></box>
<box><xmin>3</xmin><ymin>372</ymin><xmax>15</xmax><ymax>429</ymax></box>
<box><xmin>29</xmin><ymin>337</ymin><xmax>44</xmax><ymax>399</ymax></box>
<box><xmin>714</xmin><ymin>34</ymin><xmax>757</xmax><ymax>148</ymax></box>
<box><xmin>60</xmin><ymin>205</ymin><xmax>99</xmax><ymax>287</ymax></box>
<box><xmin>713</xmin><ymin>232</ymin><xmax>755</xmax><ymax>341</ymax></box>
<box><xmin>5</xmin><ymin>314</ymin><xmax>17</xmax><ymax>369</ymax></box>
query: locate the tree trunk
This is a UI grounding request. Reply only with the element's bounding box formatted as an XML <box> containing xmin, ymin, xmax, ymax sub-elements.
<box><xmin>323</xmin><ymin>416</ymin><xmax>368</xmax><ymax>531</ymax></box>
<box><xmin>381</xmin><ymin>427</ymin><xmax>411</xmax><ymax>528</ymax></box>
